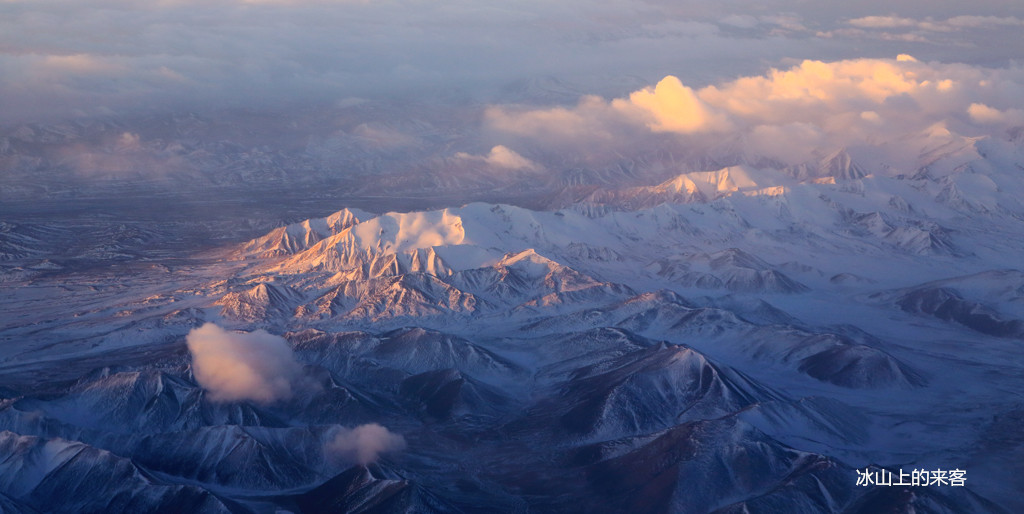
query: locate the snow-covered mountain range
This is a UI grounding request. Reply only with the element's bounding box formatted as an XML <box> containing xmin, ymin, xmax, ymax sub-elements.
<box><xmin>1</xmin><ymin>99</ymin><xmax>1024</xmax><ymax>512</ymax></box>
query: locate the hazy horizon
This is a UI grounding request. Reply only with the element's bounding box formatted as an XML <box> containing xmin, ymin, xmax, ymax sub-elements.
<box><xmin>3</xmin><ymin>0</ymin><xmax>1023</xmax><ymax>123</ymax></box>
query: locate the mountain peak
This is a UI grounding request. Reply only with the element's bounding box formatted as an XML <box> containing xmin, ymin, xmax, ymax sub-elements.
<box><xmin>497</xmin><ymin>248</ymin><xmax>553</xmax><ymax>267</ymax></box>
<box><xmin>239</xmin><ymin>207</ymin><xmax>370</xmax><ymax>258</ymax></box>
<box><xmin>818</xmin><ymin>148</ymin><xmax>867</xmax><ymax>180</ymax></box>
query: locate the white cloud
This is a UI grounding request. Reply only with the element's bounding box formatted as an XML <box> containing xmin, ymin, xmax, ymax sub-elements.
<box><xmin>759</xmin><ymin>14</ymin><xmax>808</xmax><ymax>34</ymax></box>
<box><xmin>860</xmin><ymin>110</ymin><xmax>881</xmax><ymax>122</ymax></box>
<box><xmin>968</xmin><ymin>103</ymin><xmax>1024</xmax><ymax>125</ymax></box>
<box><xmin>325</xmin><ymin>423</ymin><xmax>406</xmax><ymax>465</ymax></box>
<box><xmin>186</xmin><ymin>323</ymin><xmax>304</xmax><ymax>404</ymax></box>
<box><xmin>454</xmin><ymin>145</ymin><xmax>539</xmax><ymax>171</ymax></box>
<box><xmin>622</xmin><ymin>75</ymin><xmax>730</xmax><ymax>133</ymax></box>
<box><xmin>719</xmin><ymin>14</ymin><xmax>759</xmax><ymax>29</ymax></box>
<box><xmin>350</xmin><ymin>124</ymin><xmax>421</xmax><ymax>150</ymax></box>
<box><xmin>945</xmin><ymin>15</ymin><xmax>1024</xmax><ymax>28</ymax></box>
<box><xmin>848</xmin><ymin>16</ymin><xmax>921</xmax><ymax>29</ymax></box>
<box><xmin>847</xmin><ymin>14</ymin><xmax>1024</xmax><ymax>34</ymax></box>
<box><xmin>484</xmin><ymin>96</ymin><xmax>631</xmax><ymax>147</ymax></box>
<box><xmin>116</xmin><ymin>132</ymin><xmax>141</xmax><ymax>149</ymax></box>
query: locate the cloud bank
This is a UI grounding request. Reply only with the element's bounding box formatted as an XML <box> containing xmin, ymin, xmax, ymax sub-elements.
<box><xmin>186</xmin><ymin>323</ymin><xmax>304</xmax><ymax>404</ymax></box>
<box><xmin>325</xmin><ymin>423</ymin><xmax>407</xmax><ymax>465</ymax></box>
<box><xmin>486</xmin><ymin>56</ymin><xmax>1024</xmax><ymax>165</ymax></box>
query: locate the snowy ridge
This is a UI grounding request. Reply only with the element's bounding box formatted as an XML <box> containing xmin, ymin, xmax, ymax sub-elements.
<box><xmin>238</xmin><ymin>208</ymin><xmax>371</xmax><ymax>258</ymax></box>
<box><xmin>0</xmin><ymin>431</ymin><xmax>231</xmax><ymax>513</ymax></box>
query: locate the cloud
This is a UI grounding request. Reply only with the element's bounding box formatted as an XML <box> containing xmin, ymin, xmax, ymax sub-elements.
<box><xmin>945</xmin><ymin>15</ymin><xmax>1024</xmax><ymax>28</ymax></box>
<box><xmin>759</xmin><ymin>14</ymin><xmax>808</xmax><ymax>35</ymax></box>
<box><xmin>968</xmin><ymin>103</ymin><xmax>1024</xmax><ymax>125</ymax></box>
<box><xmin>454</xmin><ymin>145</ymin><xmax>539</xmax><ymax>171</ymax></box>
<box><xmin>485</xmin><ymin>98</ymin><xmax>612</xmax><ymax>143</ymax></box>
<box><xmin>485</xmin><ymin>56</ymin><xmax>1024</xmax><ymax>165</ymax></box>
<box><xmin>830</xmin><ymin>14</ymin><xmax>1024</xmax><ymax>46</ymax></box>
<box><xmin>324</xmin><ymin>423</ymin><xmax>406</xmax><ymax>465</ymax></box>
<box><xmin>719</xmin><ymin>14</ymin><xmax>759</xmax><ymax>29</ymax></box>
<box><xmin>116</xmin><ymin>132</ymin><xmax>141</xmax><ymax>149</ymax></box>
<box><xmin>810</xmin><ymin>12</ymin><xmax>1024</xmax><ymax>50</ymax></box>
<box><xmin>622</xmin><ymin>75</ymin><xmax>730</xmax><ymax>133</ymax></box>
<box><xmin>848</xmin><ymin>14</ymin><xmax>1024</xmax><ymax>32</ymax></box>
<box><xmin>848</xmin><ymin>16</ymin><xmax>924</xmax><ymax>29</ymax></box>
<box><xmin>186</xmin><ymin>323</ymin><xmax>304</xmax><ymax>404</ymax></box>
<box><xmin>50</xmin><ymin>131</ymin><xmax>192</xmax><ymax>178</ymax></box>
<box><xmin>40</xmin><ymin>54</ymin><xmax>126</xmax><ymax>75</ymax></box>
<box><xmin>350</xmin><ymin>124</ymin><xmax>422</xmax><ymax>150</ymax></box>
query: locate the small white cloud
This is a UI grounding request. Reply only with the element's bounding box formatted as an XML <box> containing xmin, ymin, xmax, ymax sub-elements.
<box><xmin>623</xmin><ymin>75</ymin><xmax>730</xmax><ymax>134</ymax></box>
<box><xmin>968</xmin><ymin>103</ymin><xmax>1024</xmax><ymax>125</ymax></box>
<box><xmin>848</xmin><ymin>16</ymin><xmax>919</xmax><ymax>29</ymax></box>
<box><xmin>40</xmin><ymin>54</ymin><xmax>125</xmax><ymax>75</ymax></box>
<box><xmin>719</xmin><ymin>14</ymin><xmax>759</xmax><ymax>29</ymax></box>
<box><xmin>968</xmin><ymin>103</ymin><xmax>1004</xmax><ymax>123</ymax></box>
<box><xmin>325</xmin><ymin>423</ymin><xmax>406</xmax><ymax>465</ymax></box>
<box><xmin>848</xmin><ymin>15</ymin><xmax>1024</xmax><ymax>34</ymax></box>
<box><xmin>350</xmin><ymin>124</ymin><xmax>420</xmax><ymax>150</ymax></box>
<box><xmin>116</xmin><ymin>132</ymin><xmax>141</xmax><ymax>149</ymax></box>
<box><xmin>483</xmin><ymin>145</ymin><xmax>538</xmax><ymax>170</ymax></box>
<box><xmin>186</xmin><ymin>323</ymin><xmax>303</xmax><ymax>404</ymax></box>
<box><xmin>455</xmin><ymin>145</ymin><xmax>539</xmax><ymax>171</ymax></box>
<box><xmin>944</xmin><ymin>15</ymin><xmax>1024</xmax><ymax>28</ymax></box>
<box><xmin>484</xmin><ymin>97</ymin><xmax>619</xmax><ymax>146</ymax></box>
<box><xmin>760</xmin><ymin>14</ymin><xmax>808</xmax><ymax>33</ymax></box>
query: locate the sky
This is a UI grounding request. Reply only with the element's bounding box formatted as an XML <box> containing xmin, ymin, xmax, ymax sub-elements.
<box><xmin>2</xmin><ymin>0</ymin><xmax>1023</xmax><ymax>123</ymax></box>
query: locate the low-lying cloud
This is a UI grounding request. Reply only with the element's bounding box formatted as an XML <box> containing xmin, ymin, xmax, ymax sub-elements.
<box><xmin>325</xmin><ymin>423</ymin><xmax>407</xmax><ymax>465</ymax></box>
<box><xmin>186</xmin><ymin>323</ymin><xmax>304</xmax><ymax>404</ymax></box>
<box><xmin>454</xmin><ymin>145</ymin><xmax>539</xmax><ymax>171</ymax></box>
